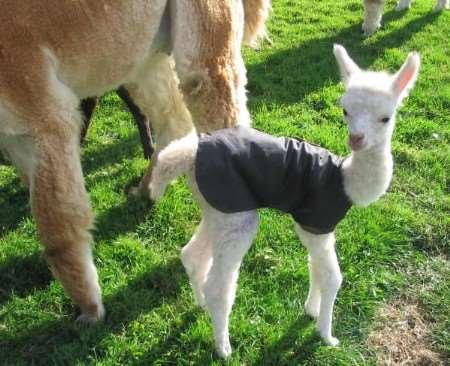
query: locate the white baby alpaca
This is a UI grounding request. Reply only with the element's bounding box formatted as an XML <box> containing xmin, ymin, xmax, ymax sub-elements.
<box><xmin>149</xmin><ymin>45</ymin><xmax>420</xmax><ymax>358</ymax></box>
<box><xmin>363</xmin><ymin>0</ymin><xmax>448</xmax><ymax>36</ymax></box>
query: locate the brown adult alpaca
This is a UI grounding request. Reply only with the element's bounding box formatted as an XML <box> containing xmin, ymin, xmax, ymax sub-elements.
<box><xmin>0</xmin><ymin>0</ymin><xmax>270</xmax><ymax>323</ymax></box>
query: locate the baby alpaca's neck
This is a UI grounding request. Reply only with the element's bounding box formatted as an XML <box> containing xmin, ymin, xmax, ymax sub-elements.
<box><xmin>341</xmin><ymin>144</ymin><xmax>393</xmax><ymax>207</ymax></box>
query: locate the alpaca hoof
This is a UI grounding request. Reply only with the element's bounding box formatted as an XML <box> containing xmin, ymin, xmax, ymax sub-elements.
<box><xmin>216</xmin><ymin>339</ymin><xmax>232</xmax><ymax>359</ymax></box>
<box><xmin>125</xmin><ymin>175</ymin><xmax>152</xmax><ymax>200</ymax></box>
<box><xmin>127</xmin><ymin>185</ymin><xmax>150</xmax><ymax>199</ymax></box>
<box><xmin>76</xmin><ymin>303</ymin><xmax>105</xmax><ymax>325</ymax></box>
<box><xmin>127</xmin><ymin>185</ymin><xmax>154</xmax><ymax>208</ymax></box>
<box><xmin>323</xmin><ymin>336</ymin><xmax>340</xmax><ymax>347</ymax></box>
<box><xmin>128</xmin><ymin>185</ymin><xmax>141</xmax><ymax>197</ymax></box>
<box><xmin>396</xmin><ymin>4</ymin><xmax>410</xmax><ymax>10</ymax></box>
<box><xmin>433</xmin><ymin>3</ymin><xmax>449</xmax><ymax>11</ymax></box>
<box><xmin>362</xmin><ymin>23</ymin><xmax>379</xmax><ymax>37</ymax></box>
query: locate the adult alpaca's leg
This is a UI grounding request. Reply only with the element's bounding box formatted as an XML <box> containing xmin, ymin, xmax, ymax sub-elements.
<box><xmin>79</xmin><ymin>90</ymin><xmax>153</xmax><ymax>160</ymax></box>
<box><xmin>171</xmin><ymin>0</ymin><xmax>251</xmax><ymax>132</ymax></box>
<box><xmin>35</xmin><ymin>128</ymin><xmax>103</xmax><ymax>322</ymax></box>
<box><xmin>79</xmin><ymin>97</ymin><xmax>99</xmax><ymax>142</ymax></box>
<box><xmin>396</xmin><ymin>0</ymin><xmax>412</xmax><ymax>10</ymax></box>
<box><xmin>363</xmin><ymin>0</ymin><xmax>385</xmax><ymax>36</ymax></box>
<box><xmin>295</xmin><ymin>225</ymin><xmax>342</xmax><ymax>346</ymax></box>
<box><xmin>434</xmin><ymin>0</ymin><xmax>449</xmax><ymax>10</ymax></box>
<box><xmin>116</xmin><ymin>86</ymin><xmax>154</xmax><ymax>160</ymax></box>
<box><xmin>22</xmin><ymin>70</ymin><xmax>104</xmax><ymax>322</ymax></box>
<box><xmin>126</xmin><ymin>53</ymin><xmax>194</xmax><ymax>197</ymax></box>
<box><xmin>33</xmin><ymin>130</ymin><xmax>104</xmax><ymax>323</ymax></box>
<box><xmin>0</xmin><ymin>42</ymin><xmax>103</xmax><ymax>320</ymax></box>
<box><xmin>203</xmin><ymin>210</ymin><xmax>259</xmax><ymax>358</ymax></box>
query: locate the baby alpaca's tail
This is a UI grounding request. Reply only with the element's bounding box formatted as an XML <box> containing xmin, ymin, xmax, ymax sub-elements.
<box><xmin>150</xmin><ymin>132</ymin><xmax>199</xmax><ymax>201</ymax></box>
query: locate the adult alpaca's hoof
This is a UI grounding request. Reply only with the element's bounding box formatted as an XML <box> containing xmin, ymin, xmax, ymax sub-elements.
<box><xmin>396</xmin><ymin>0</ymin><xmax>411</xmax><ymax>11</ymax></box>
<box><xmin>76</xmin><ymin>303</ymin><xmax>105</xmax><ymax>325</ymax></box>
<box><xmin>433</xmin><ymin>0</ymin><xmax>449</xmax><ymax>12</ymax></box>
<box><xmin>127</xmin><ymin>184</ymin><xmax>144</xmax><ymax>197</ymax></box>
<box><xmin>362</xmin><ymin>22</ymin><xmax>380</xmax><ymax>37</ymax></box>
<box><xmin>127</xmin><ymin>188</ymin><xmax>155</xmax><ymax>214</ymax></box>
<box><xmin>127</xmin><ymin>181</ymin><xmax>154</xmax><ymax>205</ymax></box>
<box><xmin>125</xmin><ymin>175</ymin><xmax>152</xmax><ymax>199</ymax></box>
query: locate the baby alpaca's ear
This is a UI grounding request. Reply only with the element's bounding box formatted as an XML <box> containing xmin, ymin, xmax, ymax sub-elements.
<box><xmin>333</xmin><ymin>44</ymin><xmax>360</xmax><ymax>86</ymax></box>
<box><xmin>392</xmin><ymin>52</ymin><xmax>420</xmax><ymax>103</ymax></box>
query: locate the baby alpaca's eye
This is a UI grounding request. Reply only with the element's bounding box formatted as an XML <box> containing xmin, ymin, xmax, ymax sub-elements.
<box><xmin>343</xmin><ymin>109</ymin><xmax>348</xmax><ymax>116</ymax></box>
<box><xmin>380</xmin><ymin>117</ymin><xmax>390</xmax><ymax>123</ymax></box>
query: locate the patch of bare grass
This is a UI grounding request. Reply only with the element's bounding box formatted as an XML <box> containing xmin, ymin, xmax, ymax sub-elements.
<box><xmin>366</xmin><ymin>257</ymin><xmax>449</xmax><ymax>366</ymax></box>
<box><xmin>367</xmin><ymin>298</ymin><xmax>443</xmax><ymax>365</ymax></box>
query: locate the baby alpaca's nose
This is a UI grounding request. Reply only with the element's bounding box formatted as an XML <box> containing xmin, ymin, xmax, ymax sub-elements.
<box><xmin>349</xmin><ymin>134</ymin><xmax>365</xmax><ymax>151</ymax></box>
<box><xmin>349</xmin><ymin>134</ymin><xmax>364</xmax><ymax>144</ymax></box>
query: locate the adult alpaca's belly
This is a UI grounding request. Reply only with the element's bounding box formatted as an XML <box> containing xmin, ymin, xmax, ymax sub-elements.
<box><xmin>50</xmin><ymin>1</ymin><xmax>171</xmax><ymax>99</ymax></box>
<box><xmin>0</xmin><ymin>0</ymin><xmax>169</xmax><ymax>101</ymax></box>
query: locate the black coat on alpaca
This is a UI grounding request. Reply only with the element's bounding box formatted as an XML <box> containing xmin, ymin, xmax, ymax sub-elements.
<box><xmin>195</xmin><ymin>127</ymin><xmax>352</xmax><ymax>234</ymax></box>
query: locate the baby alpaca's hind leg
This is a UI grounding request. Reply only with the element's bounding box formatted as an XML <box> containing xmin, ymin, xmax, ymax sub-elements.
<box><xmin>295</xmin><ymin>225</ymin><xmax>342</xmax><ymax>346</ymax></box>
<box><xmin>181</xmin><ymin>219</ymin><xmax>212</xmax><ymax>307</ymax></box>
<box><xmin>203</xmin><ymin>211</ymin><xmax>259</xmax><ymax>358</ymax></box>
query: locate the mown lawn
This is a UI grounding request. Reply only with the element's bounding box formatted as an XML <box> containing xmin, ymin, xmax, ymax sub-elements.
<box><xmin>0</xmin><ymin>0</ymin><xmax>449</xmax><ymax>365</ymax></box>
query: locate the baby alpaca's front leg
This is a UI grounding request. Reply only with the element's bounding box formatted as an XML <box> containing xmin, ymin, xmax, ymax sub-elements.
<box><xmin>304</xmin><ymin>254</ymin><xmax>321</xmax><ymax>318</ymax></box>
<box><xmin>296</xmin><ymin>225</ymin><xmax>342</xmax><ymax>346</ymax></box>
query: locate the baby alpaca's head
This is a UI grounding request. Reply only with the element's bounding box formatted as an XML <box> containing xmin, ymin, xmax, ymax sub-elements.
<box><xmin>333</xmin><ymin>45</ymin><xmax>420</xmax><ymax>152</ymax></box>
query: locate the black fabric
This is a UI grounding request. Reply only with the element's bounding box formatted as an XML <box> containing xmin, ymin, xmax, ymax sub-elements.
<box><xmin>195</xmin><ymin>126</ymin><xmax>352</xmax><ymax>234</ymax></box>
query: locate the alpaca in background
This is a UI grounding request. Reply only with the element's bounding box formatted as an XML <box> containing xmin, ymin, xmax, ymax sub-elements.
<box><xmin>149</xmin><ymin>45</ymin><xmax>420</xmax><ymax>357</ymax></box>
<box><xmin>363</xmin><ymin>0</ymin><xmax>448</xmax><ymax>36</ymax></box>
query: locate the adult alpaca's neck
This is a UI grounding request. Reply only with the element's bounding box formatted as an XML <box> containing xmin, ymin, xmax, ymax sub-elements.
<box><xmin>341</xmin><ymin>144</ymin><xmax>393</xmax><ymax>207</ymax></box>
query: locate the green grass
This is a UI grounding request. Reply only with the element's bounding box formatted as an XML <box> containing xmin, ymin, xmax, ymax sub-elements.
<box><xmin>1</xmin><ymin>0</ymin><xmax>449</xmax><ymax>364</ymax></box>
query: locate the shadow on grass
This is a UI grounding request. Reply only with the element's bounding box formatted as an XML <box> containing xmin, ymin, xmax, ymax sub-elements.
<box><xmin>93</xmin><ymin>196</ymin><xmax>154</xmax><ymax>243</ymax></box>
<box><xmin>254</xmin><ymin>316</ymin><xmax>321</xmax><ymax>366</ymax></box>
<box><xmin>81</xmin><ymin>130</ymin><xmax>143</xmax><ymax>176</ymax></box>
<box><xmin>247</xmin><ymin>11</ymin><xmax>440</xmax><ymax>107</ymax></box>
<box><xmin>0</xmin><ymin>176</ymin><xmax>29</xmax><ymax>237</ymax></box>
<box><xmin>129</xmin><ymin>310</ymin><xmax>214</xmax><ymax>366</ymax></box>
<box><xmin>0</xmin><ymin>253</ymin><xmax>52</xmax><ymax>306</ymax></box>
<box><xmin>0</xmin><ymin>258</ymin><xmax>187</xmax><ymax>365</ymax></box>
<box><xmin>130</xmin><ymin>299</ymin><xmax>320</xmax><ymax>364</ymax></box>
